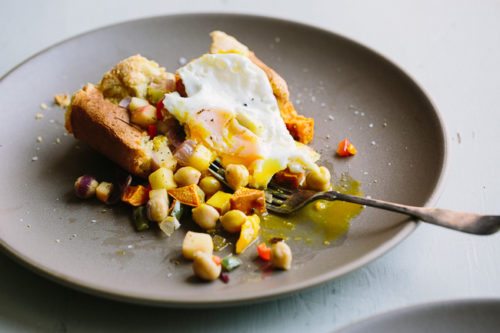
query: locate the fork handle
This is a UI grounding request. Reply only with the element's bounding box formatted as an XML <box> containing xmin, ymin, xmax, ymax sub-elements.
<box><xmin>322</xmin><ymin>192</ymin><xmax>500</xmax><ymax>235</ymax></box>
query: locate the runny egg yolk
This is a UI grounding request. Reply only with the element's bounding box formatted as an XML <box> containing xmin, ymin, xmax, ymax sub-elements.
<box><xmin>162</xmin><ymin>53</ymin><xmax>318</xmax><ymax>188</ymax></box>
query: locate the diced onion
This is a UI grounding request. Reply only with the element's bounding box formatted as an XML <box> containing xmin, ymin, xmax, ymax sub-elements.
<box><xmin>118</xmin><ymin>97</ymin><xmax>131</xmax><ymax>108</ymax></box>
<box><xmin>173</xmin><ymin>139</ymin><xmax>197</xmax><ymax>166</ymax></box>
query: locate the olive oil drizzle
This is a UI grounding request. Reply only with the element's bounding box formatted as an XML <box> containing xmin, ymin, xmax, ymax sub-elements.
<box><xmin>260</xmin><ymin>174</ymin><xmax>364</xmax><ymax>247</ymax></box>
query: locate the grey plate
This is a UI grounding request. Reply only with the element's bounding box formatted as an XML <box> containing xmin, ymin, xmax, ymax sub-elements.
<box><xmin>0</xmin><ymin>14</ymin><xmax>446</xmax><ymax>306</ymax></box>
<box><xmin>336</xmin><ymin>299</ymin><xmax>500</xmax><ymax>333</ymax></box>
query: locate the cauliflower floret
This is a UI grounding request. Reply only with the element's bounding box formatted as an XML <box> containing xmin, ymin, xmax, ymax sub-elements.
<box><xmin>98</xmin><ymin>55</ymin><xmax>173</xmax><ymax>103</ymax></box>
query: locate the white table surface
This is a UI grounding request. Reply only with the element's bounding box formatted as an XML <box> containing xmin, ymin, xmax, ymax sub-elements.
<box><xmin>1</xmin><ymin>0</ymin><xmax>499</xmax><ymax>332</ymax></box>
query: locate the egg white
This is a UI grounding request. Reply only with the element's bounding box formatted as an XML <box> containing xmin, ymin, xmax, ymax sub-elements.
<box><xmin>163</xmin><ymin>53</ymin><xmax>318</xmax><ymax>188</ymax></box>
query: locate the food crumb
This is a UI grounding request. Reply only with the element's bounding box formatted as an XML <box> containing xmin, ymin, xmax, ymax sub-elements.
<box><xmin>54</xmin><ymin>94</ymin><xmax>70</xmax><ymax>108</ymax></box>
<box><xmin>35</xmin><ymin>113</ymin><xmax>44</xmax><ymax>120</ymax></box>
<box><xmin>371</xmin><ymin>141</ymin><xmax>376</xmax><ymax>145</ymax></box>
<box><xmin>91</xmin><ymin>219</ymin><xmax>97</xmax><ymax>223</ymax></box>
<box><xmin>363</xmin><ymin>171</ymin><xmax>368</xmax><ymax>175</ymax></box>
<box><xmin>325</xmin><ymin>134</ymin><xmax>330</xmax><ymax>139</ymax></box>
<box><xmin>383</xmin><ymin>122</ymin><xmax>388</xmax><ymax>127</ymax></box>
<box><xmin>388</xmin><ymin>162</ymin><xmax>392</xmax><ymax>166</ymax></box>
<box><xmin>323</xmin><ymin>240</ymin><xmax>331</xmax><ymax>246</ymax></box>
<box><xmin>40</xmin><ymin>103</ymin><xmax>48</xmax><ymax>110</ymax></box>
<box><xmin>369</xmin><ymin>123</ymin><xmax>374</xmax><ymax>128</ymax></box>
<box><xmin>178</xmin><ymin>57</ymin><xmax>187</xmax><ymax>65</ymax></box>
<box><xmin>328</xmin><ymin>115</ymin><xmax>334</xmax><ymax>121</ymax></box>
<box><xmin>127</xmin><ymin>245</ymin><xmax>134</xmax><ymax>249</ymax></box>
<box><xmin>26</xmin><ymin>224</ymin><xmax>31</xmax><ymax>228</ymax></box>
<box><xmin>55</xmin><ymin>137</ymin><xmax>61</xmax><ymax>144</ymax></box>
<box><xmin>360</xmin><ymin>112</ymin><xmax>365</xmax><ymax>116</ymax></box>
<box><xmin>31</xmin><ymin>156</ymin><xmax>39</xmax><ymax>161</ymax></box>
<box><xmin>55</xmin><ymin>239</ymin><xmax>61</xmax><ymax>243</ymax></box>
<box><xmin>321</xmin><ymin>102</ymin><xmax>326</xmax><ymax>107</ymax></box>
<box><xmin>167</xmin><ymin>273</ymin><xmax>173</xmax><ymax>278</ymax></box>
<box><xmin>295</xmin><ymin>99</ymin><xmax>301</xmax><ymax>105</ymax></box>
<box><xmin>36</xmin><ymin>136</ymin><xmax>43</xmax><ymax>143</ymax></box>
<box><xmin>49</xmin><ymin>119</ymin><xmax>55</xmax><ymax>124</ymax></box>
<box><xmin>101</xmin><ymin>209</ymin><xmax>107</xmax><ymax>213</ymax></box>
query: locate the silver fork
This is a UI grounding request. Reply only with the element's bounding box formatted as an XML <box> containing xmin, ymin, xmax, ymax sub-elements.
<box><xmin>208</xmin><ymin>161</ymin><xmax>500</xmax><ymax>235</ymax></box>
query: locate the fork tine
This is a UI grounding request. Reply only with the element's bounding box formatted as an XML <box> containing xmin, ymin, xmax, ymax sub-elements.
<box><xmin>208</xmin><ymin>161</ymin><xmax>230</xmax><ymax>187</ymax></box>
<box><xmin>267</xmin><ymin>182</ymin><xmax>295</xmax><ymax>194</ymax></box>
<box><xmin>265</xmin><ymin>187</ymin><xmax>290</xmax><ymax>200</ymax></box>
<box><xmin>208</xmin><ymin>161</ymin><xmax>297</xmax><ymax>213</ymax></box>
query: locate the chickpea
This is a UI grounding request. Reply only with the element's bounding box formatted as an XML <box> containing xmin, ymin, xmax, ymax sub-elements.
<box><xmin>220</xmin><ymin>210</ymin><xmax>247</xmax><ymax>233</ymax></box>
<box><xmin>306</xmin><ymin>166</ymin><xmax>331</xmax><ymax>191</ymax></box>
<box><xmin>192</xmin><ymin>204</ymin><xmax>220</xmax><ymax>230</ymax></box>
<box><xmin>192</xmin><ymin>251</ymin><xmax>221</xmax><ymax>281</ymax></box>
<box><xmin>174</xmin><ymin>166</ymin><xmax>201</xmax><ymax>187</ymax></box>
<box><xmin>199</xmin><ymin>176</ymin><xmax>221</xmax><ymax>196</ymax></box>
<box><xmin>225</xmin><ymin>164</ymin><xmax>249</xmax><ymax>190</ymax></box>
<box><xmin>146</xmin><ymin>194</ymin><xmax>169</xmax><ymax>223</ymax></box>
<box><xmin>271</xmin><ymin>241</ymin><xmax>292</xmax><ymax>270</ymax></box>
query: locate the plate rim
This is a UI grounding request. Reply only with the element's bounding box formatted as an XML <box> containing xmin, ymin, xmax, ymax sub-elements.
<box><xmin>0</xmin><ymin>12</ymin><xmax>449</xmax><ymax>307</ymax></box>
<box><xmin>335</xmin><ymin>298</ymin><xmax>500</xmax><ymax>332</ymax></box>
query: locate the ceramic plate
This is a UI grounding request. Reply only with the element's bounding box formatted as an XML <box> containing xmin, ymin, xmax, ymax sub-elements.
<box><xmin>336</xmin><ymin>299</ymin><xmax>500</xmax><ymax>333</ymax></box>
<box><xmin>0</xmin><ymin>14</ymin><xmax>446</xmax><ymax>306</ymax></box>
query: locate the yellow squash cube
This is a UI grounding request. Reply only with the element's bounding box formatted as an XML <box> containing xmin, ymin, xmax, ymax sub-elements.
<box><xmin>235</xmin><ymin>214</ymin><xmax>260</xmax><ymax>254</ymax></box>
<box><xmin>206</xmin><ymin>191</ymin><xmax>233</xmax><ymax>212</ymax></box>
<box><xmin>148</xmin><ymin>167</ymin><xmax>176</xmax><ymax>190</ymax></box>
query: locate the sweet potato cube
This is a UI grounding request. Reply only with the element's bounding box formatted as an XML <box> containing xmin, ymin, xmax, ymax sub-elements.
<box><xmin>230</xmin><ymin>187</ymin><xmax>266</xmax><ymax>214</ymax></box>
<box><xmin>121</xmin><ymin>185</ymin><xmax>149</xmax><ymax>207</ymax></box>
<box><xmin>285</xmin><ymin>115</ymin><xmax>314</xmax><ymax>144</ymax></box>
<box><xmin>273</xmin><ymin>169</ymin><xmax>305</xmax><ymax>189</ymax></box>
<box><xmin>168</xmin><ymin>184</ymin><xmax>202</xmax><ymax>207</ymax></box>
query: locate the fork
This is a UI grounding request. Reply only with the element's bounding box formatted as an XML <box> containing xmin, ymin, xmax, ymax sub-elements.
<box><xmin>208</xmin><ymin>161</ymin><xmax>500</xmax><ymax>235</ymax></box>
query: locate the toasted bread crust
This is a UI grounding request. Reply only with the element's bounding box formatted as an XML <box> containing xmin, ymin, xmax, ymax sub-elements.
<box><xmin>69</xmin><ymin>84</ymin><xmax>151</xmax><ymax>177</ymax></box>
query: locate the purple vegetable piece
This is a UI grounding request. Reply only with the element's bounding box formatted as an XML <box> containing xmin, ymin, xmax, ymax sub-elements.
<box><xmin>220</xmin><ymin>272</ymin><xmax>230</xmax><ymax>284</ymax></box>
<box><xmin>74</xmin><ymin>175</ymin><xmax>99</xmax><ymax>199</ymax></box>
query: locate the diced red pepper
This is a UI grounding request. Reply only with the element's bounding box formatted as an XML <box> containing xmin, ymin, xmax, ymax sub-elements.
<box><xmin>147</xmin><ymin>124</ymin><xmax>157</xmax><ymax>139</ymax></box>
<box><xmin>257</xmin><ymin>243</ymin><xmax>271</xmax><ymax>261</ymax></box>
<box><xmin>212</xmin><ymin>255</ymin><xmax>221</xmax><ymax>265</ymax></box>
<box><xmin>336</xmin><ymin>138</ymin><xmax>357</xmax><ymax>157</ymax></box>
<box><xmin>156</xmin><ymin>99</ymin><xmax>164</xmax><ymax>121</ymax></box>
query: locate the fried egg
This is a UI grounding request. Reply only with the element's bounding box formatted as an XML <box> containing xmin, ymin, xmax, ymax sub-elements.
<box><xmin>163</xmin><ymin>53</ymin><xmax>318</xmax><ymax>188</ymax></box>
